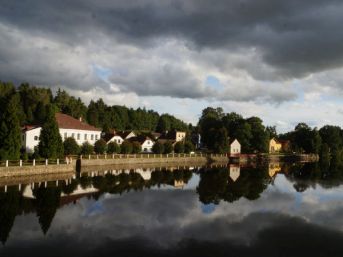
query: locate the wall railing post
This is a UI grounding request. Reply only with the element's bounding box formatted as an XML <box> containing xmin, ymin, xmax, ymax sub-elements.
<box><xmin>5</xmin><ymin>160</ymin><xmax>8</xmax><ymax>167</ymax></box>
<box><xmin>19</xmin><ymin>160</ymin><xmax>22</xmax><ymax>167</ymax></box>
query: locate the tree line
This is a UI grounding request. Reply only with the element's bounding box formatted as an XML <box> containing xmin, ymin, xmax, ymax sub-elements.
<box><xmin>197</xmin><ymin>107</ymin><xmax>343</xmax><ymax>162</ymax></box>
<box><xmin>0</xmin><ymin>81</ymin><xmax>189</xmax><ymax>160</ymax></box>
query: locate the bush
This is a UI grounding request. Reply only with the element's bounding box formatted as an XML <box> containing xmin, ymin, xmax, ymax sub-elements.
<box><xmin>184</xmin><ymin>141</ymin><xmax>195</xmax><ymax>153</ymax></box>
<box><xmin>152</xmin><ymin>142</ymin><xmax>164</xmax><ymax>154</ymax></box>
<box><xmin>132</xmin><ymin>142</ymin><xmax>142</xmax><ymax>153</ymax></box>
<box><xmin>20</xmin><ymin>148</ymin><xmax>28</xmax><ymax>160</ymax></box>
<box><xmin>164</xmin><ymin>142</ymin><xmax>173</xmax><ymax>154</ymax></box>
<box><xmin>94</xmin><ymin>139</ymin><xmax>107</xmax><ymax>154</ymax></box>
<box><xmin>107</xmin><ymin>142</ymin><xmax>120</xmax><ymax>154</ymax></box>
<box><xmin>63</xmin><ymin>137</ymin><xmax>80</xmax><ymax>155</ymax></box>
<box><xmin>81</xmin><ymin>142</ymin><xmax>94</xmax><ymax>155</ymax></box>
<box><xmin>174</xmin><ymin>142</ymin><xmax>185</xmax><ymax>153</ymax></box>
<box><xmin>121</xmin><ymin>141</ymin><xmax>133</xmax><ymax>154</ymax></box>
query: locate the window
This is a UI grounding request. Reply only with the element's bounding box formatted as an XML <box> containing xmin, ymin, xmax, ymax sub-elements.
<box><xmin>91</xmin><ymin>134</ymin><xmax>94</xmax><ymax>140</ymax></box>
<box><xmin>34</xmin><ymin>136</ymin><xmax>39</xmax><ymax>141</ymax></box>
<box><xmin>72</xmin><ymin>133</ymin><xmax>75</xmax><ymax>138</ymax></box>
<box><xmin>95</xmin><ymin>135</ymin><xmax>98</xmax><ymax>140</ymax></box>
<box><xmin>64</xmin><ymin>133</ymin><xmax>67</xmax><ymax>139</ymax></box>
<box><xmin>77</xmin><ymin>133</ymin><xmax>80</xmax><ymax>140</ymax></box>
<box><xmin>85</xmin><ymin>134</ymin><xmax>87</xmax><ymax>140</ymax></box>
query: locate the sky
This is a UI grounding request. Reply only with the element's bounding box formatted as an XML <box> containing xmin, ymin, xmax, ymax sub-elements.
<box><xmin>1</xmin><ymin>1</ymin><xmax>343</xmax><ymax>132</ymax></box>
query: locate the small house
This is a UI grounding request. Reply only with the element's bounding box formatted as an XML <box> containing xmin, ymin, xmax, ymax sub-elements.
<box><xmin>103</xmin><ymin>131</ymin><xmax>124</xmax><ymax>145</ymax></box>
<box><xmin>230</xmin><ymin>139</ymin><xmax>241</xmax><ymax>156</ymax></box>
<box><xmin>269</xmin><ymin>138</ymin><xmax>290</xmax><ymax>153</ymax></box>
<box><xmin>129</xmin><ymin>135</ymin><xmax>155</xmax><ymax>153</ymax></box>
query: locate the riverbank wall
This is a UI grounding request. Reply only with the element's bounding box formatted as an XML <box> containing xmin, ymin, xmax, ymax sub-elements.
<box><xmin>0</xmin><ymin>164</ymin><xmax>75</xmax><ymax>178</ymax></box>
<box><xmin>234</xmin><ymin>153</ymin><xmax>319</xmax><ymax>163</ymax></box>
<box><xmin>80</xmin><ymin>154</ymin><xmax>228</xmax><ymax>170</ymax></box>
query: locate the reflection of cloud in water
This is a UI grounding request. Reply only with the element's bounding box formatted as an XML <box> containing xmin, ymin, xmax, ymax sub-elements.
<box><xmin>1</xmin><ymin>167</ymin><xmax>343</xmax><ymax>256</ymax></box>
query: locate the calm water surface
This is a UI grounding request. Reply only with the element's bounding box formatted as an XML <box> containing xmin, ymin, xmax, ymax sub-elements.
<box><xmin>0</xmin><ymin>162</ymin><xmax>343</xmax><ymax>257</ymax></box>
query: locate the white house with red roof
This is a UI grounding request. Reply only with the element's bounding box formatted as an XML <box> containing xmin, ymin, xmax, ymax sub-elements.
<box><xmin>22</xmin><ymin>113</ymin><xmax>102</xmax><ymax>153</ymax></box>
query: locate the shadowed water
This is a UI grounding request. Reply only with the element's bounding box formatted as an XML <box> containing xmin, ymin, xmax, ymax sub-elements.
<box><xmin>0</xmin><ymin>161</ymin><xmax>342</xmax><ymax>257</ymax></box>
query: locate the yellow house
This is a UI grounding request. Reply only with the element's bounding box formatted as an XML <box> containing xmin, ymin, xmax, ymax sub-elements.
<box><xmin>269</xmin><ymin>138</ymin><xmax>282</xmax><ymax>153</ymax></box>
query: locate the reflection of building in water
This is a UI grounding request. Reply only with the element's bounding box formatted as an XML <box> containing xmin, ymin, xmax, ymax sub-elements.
<box><xmin>174</xmin><ymin>180</ymin><xmax>184</xmax><ymax>188</ymax></box>
<box><xmin>268</xmin><ymin>162</ymin><xmax>282</xmax><ymax>177</ymax></box>
<box><xmin>134</xmin><ymin>169</ymin><xmax>152</xmax><ymax>180</ymax></box>
<box><xmin>23</xmin><ymin>184</ymin><xmax>98</xmax><ymax>199</ymax></box>
<box><xmin>229</xmin><ymin>165</ymin><xmax>240</xmax><ymax>182</ymax></box>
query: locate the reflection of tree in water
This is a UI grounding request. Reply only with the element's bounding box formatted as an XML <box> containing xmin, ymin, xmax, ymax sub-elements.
<box><xmin>0</xmin><ymin>189</ymin><xmax>21</xmax><ymax>244</ymax></box>
<box><xmin>197</xmin><ymin>166</ymin><xmax>271</xmax><ymax>205</ymax></box>
<box><xmin>285</xmin><ymin>160</ymin><xmax>343</xmax><ymax>192</ymax></box>
<box><xmin>32</xmin><ymin>186</ymin><xmax>61</xmax><ymax>235</ymax></box>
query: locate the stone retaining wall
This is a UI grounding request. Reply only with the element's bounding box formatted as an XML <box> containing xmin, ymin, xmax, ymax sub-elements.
<box><xmin>80</xmin><ymin>155</ymin><xmax>228</xmax><ymax>169</ymax></box>
<box><xmin>0</xmin><ymin>164</ymin><xmax>75</xmax><ymax>178</ymax></box>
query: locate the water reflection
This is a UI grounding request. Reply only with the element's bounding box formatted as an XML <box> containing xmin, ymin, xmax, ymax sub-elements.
<box><xmin>0</xmin><ymin>161</ymin><xmax>343</xmax><ymax>256</ymax></box>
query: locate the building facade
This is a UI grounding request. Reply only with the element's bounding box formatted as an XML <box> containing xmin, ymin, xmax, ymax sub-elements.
<box><xmin>230</xmin><ymin>139</ymin><xmax>241</xmax><ymax>156</ymax></box>
<box><xmin>22</xmin><ymin>113</ymin><xmax>102</xmax><ymax>153</ymax></box>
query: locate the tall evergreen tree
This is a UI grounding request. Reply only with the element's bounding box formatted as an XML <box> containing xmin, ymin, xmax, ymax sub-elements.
<box><xmin>0</xmin><ymin>86</ymin><xmax>21</xmax><ymax>160</ymax></box>
<box><xmin>38</xmin><ymin>105</ymin><xmax>64</xmax><ymax>159</ymax></box>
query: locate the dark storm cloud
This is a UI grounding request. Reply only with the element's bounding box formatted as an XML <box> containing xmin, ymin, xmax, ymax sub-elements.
<box><xmin>1</xmin><ymin>0</ymin><xmax>343</xmax><ymax>77</ymax></box>
<box><xmin>0</xmin><ymin>0</ymin><xmax>343</xmax><ymax>103</ymax></box>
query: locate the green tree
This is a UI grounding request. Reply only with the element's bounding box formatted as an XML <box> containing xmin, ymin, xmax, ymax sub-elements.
<box><xmin>121</xmin><ymin>141</ymin><xmax>133</xmax><ymax>154</ymax></box>
<box><xmin>319</xmin><ymin>125</ymin><xmax>342</xmax><ymax>154</ymax></box>
<box><xmin>94</xmin><ymin>139</ymin><xmax>107</xmax><ymax>154</ymax></box>
<box><xmin>246</xmin><ymin>117</ymin><xmax>269</xmax><ymax>153</ymax></box>
<box><xmin>152</xmin><ymin>142</ymin><xmax>164</xmax><ymax>154</ymax></box>
<box><xmin>198</xmin><ymin>107</ymin><xmax>225</xmax><ymax>150</ymax></box>
<box><xmin>174</xmin><ymin>142</ymin><xmax>185</xmax><ymax>153</ymax></box>
<box><xmin>81</xmin><ymin>142</ymin><xmax>94</xmax><ymax>155</ymax></box>
<box><xmin>233</xmin><ymin>121</ymin><xmax>252</xmax><ymax>153</ymax></box>
<box><xmin>164</xmin><ymin>142</ymin><xmax>174</xmax><ymax>154</ymax></box>
<box><xmin>38</xmin><ymin>105</ymin><xmax>64</xmax><ymax>159</ymax></box>
<box><xmin>0</xmin><ymin>86</ymin><xmax>21</xmax><ymax>160</ymax></box>
<box><xmin>63</xmin><ymin>137</ymin><xmax>80</xmax><ymax>155</ymax></box>
<box><xmin>132</xmin><ymin>142</ymin><xmax>142</xmax><ymax>153</ymax></box>
<box><xmin>184</xmin><ymin>141</ymin><xmax>195</xmax><ymax>153</ymax></box>
<box><xmin>266</xmin><ymin>126</ymin><xmax>277</xmax><ymax>139</ymax></box>
<box><xmin>293</xmin><ymin>124</ymin><xmax>322</xmax><ymax>153</ymax></box>
<box><xmin>210</xmin><ymin>127</ymin><xmax>229</xmax><ymax>153</ymax></box>
<box><xmin>156</xmin><ymin>115</ymin><xmax>170</xmax><ymax>133</ymax></box>
<box><xmin>107</xmin><ymin>142</ymin><xmax>120</xmax><ymax>154</ymax></box>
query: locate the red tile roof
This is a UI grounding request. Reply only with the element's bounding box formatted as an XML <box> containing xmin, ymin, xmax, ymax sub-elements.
<box><xmin>22</xmin><ymin>125</ymin><xmax>40</xmax><ymax>131</ymax></box>
<box><xmin>55</xmin><ymin>113</ymin><xmax>101</xmax><ymax>131</ymax></box>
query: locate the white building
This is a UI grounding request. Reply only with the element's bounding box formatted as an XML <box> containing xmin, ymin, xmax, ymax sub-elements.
<box><xmin>21</xmin><ymin>126</ymin><xmax>42</xmax><ymax>153</ymax></box>
<box><xmin>230</xmin><ymin>139</ymin><xmax>241</xmax><ymax>156</ymax></box>
<box><xmin>22</xmin><ymin>113</ymin><xmax>102</xmax><ymax>153</ymax></box>
<box><xmin>104</xmin><ymin>132</ymin><xmax>124</xmax><ymax>145</ymax></box>
<box><xmin>141</xmin><ymin>137</ymin><xmax>155</xmax><ymax>153</ymax></box>
<box><xmin>129</xmin><ymin>136</ymin><xmax>155</xmax><ymax>153</ymax></box>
